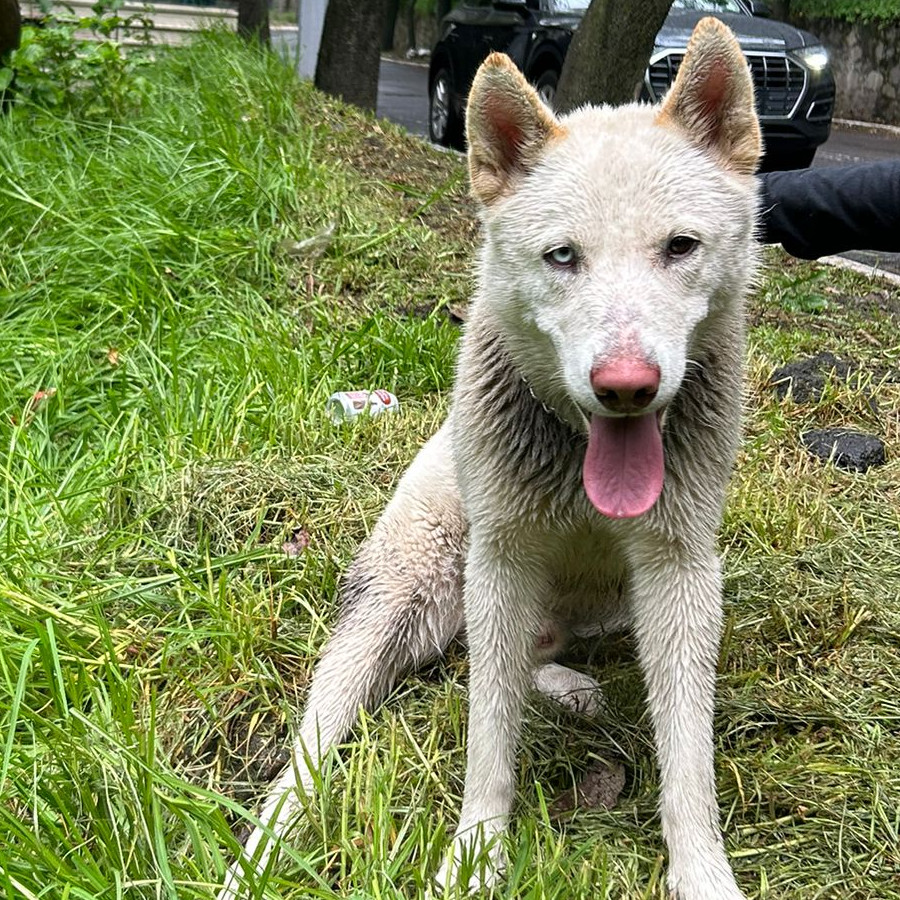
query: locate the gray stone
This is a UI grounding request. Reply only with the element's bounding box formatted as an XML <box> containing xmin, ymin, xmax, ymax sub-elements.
<box><xmin>801</xmin><ymin>428</ymin><xmax>886</xmax><ymax>472</ymax></box>
<box><xmin>797</xmin><ymin>17</ymin><xmax>900</xmax><ymax>125</ymax></box>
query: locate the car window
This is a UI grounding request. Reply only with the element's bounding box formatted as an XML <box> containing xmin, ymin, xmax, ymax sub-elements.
<box><xmin>542</xmin><ymin>0</ymin><xmax>591</xmax><ymax>11</ymax></box>
<box><xmin>671</xmin><ymin>0</ymin><xmax>747</xmax><ymax>13</ymax></box>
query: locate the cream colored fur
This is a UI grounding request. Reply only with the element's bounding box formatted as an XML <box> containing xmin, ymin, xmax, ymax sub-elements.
<box><xmin>219</xmin><ymin>18</ymin><xmax>761</xmax><ymax>900</ymax></box>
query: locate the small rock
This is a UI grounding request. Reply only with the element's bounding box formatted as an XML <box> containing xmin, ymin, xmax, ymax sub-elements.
<box><xmin>549</xmin><ymin>758</ymin><xmax>626</xmax><ymax>818</ymax></box>
<box><xmin>801</xmin><ymin>428</ymin><xmax>886</xmax><ymax>472</ymax></box>
<box><xmin>769</xmin><ymin>351</ymin><xmax>855</xmax><ymax>403</ymax></box>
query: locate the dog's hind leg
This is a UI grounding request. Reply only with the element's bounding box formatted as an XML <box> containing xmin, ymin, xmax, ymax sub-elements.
<box><xmin>219</xmin><ymin>428</ymin><xmax>466</xmax><ymax>898</ymax></box>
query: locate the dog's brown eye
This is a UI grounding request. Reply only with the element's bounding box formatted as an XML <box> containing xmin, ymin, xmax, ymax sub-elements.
<box><xmin>667</xmin><ymin>235</ymin><xmax>699</xmax><ymax>259</ymax></box>
<box><xmin>545</xmin><ymin>246</ymin><xmax>578</xmax><ymax>269</ymax></box>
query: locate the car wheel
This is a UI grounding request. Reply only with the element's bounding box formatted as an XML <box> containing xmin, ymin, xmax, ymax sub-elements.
<box><xmin>533</xmin><ymin>69</ymin><xmax>559</xmax><ymax>110</ymax></box>
<box><xmin>429</xmin><ymin>68</ymin><xmax>462</xmax><ymax>149</ymax></box>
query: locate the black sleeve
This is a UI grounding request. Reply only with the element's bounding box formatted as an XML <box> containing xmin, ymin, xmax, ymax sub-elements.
<box><xmin>757</xmin><ymin>160</ymin><xmax>900</xmax><ymax>259</ymax></box>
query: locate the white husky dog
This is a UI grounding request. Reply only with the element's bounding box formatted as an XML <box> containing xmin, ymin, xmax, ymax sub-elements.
<box><xmin>220</xmin><ymin>17</ymin><xmax>761</xmax><ymax>900</ymax></box>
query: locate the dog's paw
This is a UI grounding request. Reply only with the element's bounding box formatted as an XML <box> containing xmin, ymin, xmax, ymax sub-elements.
<box><xmin>668</xmin><ymin>860</ymin><xmax>747</xmax><ymax>900</ymax></box>
<box><xmin>532</xmin><ymin>662</ymin><xmax>605</xmax><ymax>716</ymax></box>
<box><xmin>432</xmin><ymin>832</ymin><xmax>506</xmax><ymax>895</ymax></box>
<box><xmin>216</xmin><ymin>865</ymin><xmax>249</xmax><ymax>900</ymax></box>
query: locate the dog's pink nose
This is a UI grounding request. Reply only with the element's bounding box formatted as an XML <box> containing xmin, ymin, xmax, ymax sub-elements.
<box><xmin>590</xmin><ymin>358</ymin><xmax>660</xmax><ymax>413</ymax></box>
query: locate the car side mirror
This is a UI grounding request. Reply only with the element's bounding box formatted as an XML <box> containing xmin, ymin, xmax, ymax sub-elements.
<box><xmin>745</xmin><ymin>0</ymin><xmax>771</xmax><ymax>16</ymax></box>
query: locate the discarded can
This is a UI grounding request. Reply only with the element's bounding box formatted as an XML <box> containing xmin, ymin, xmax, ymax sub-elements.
<box><xmin>327</xmin><ymin>389</ymin><xmax>400</xmax><ymax>422</ymax></box>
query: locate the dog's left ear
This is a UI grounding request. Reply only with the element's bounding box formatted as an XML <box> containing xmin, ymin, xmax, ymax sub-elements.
<box><xmin>466</xmin><ymin>52</ymin><xmax>565</xmax><ymax>206</ymax></box>
<box><xmin>655</xmin><ymin>17</ymin><xmax>761</xmax><ymax>175</ymax></box>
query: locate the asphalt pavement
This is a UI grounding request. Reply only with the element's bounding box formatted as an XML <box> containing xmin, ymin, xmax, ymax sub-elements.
<box><xmin>377</xmin><ymin>58</ymin><xmax>431</xmax><ymax>137</ymax></box>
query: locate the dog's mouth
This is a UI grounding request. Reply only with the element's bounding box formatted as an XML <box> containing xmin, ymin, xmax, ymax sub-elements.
<box><xmin>582</xmin><ymin>410</ymin><xmax>664</xmax><ymax>519</ymax></box>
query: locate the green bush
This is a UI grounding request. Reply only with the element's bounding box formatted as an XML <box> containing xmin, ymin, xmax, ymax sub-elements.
<box><xmin>792</xmin><ymin>0</ymin><xmax>900</xmax><ymax>23</ymax></box>
<box><xmin>4</xmin><ymin>0</ymin><xmax>152</xmax><ymax>116</ymax></box>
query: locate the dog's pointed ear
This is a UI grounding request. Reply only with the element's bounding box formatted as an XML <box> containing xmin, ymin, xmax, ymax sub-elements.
<box><xmin>655</xmin><ymin>17</ymin><xmax>761</xmax><ymax>175</ymax></box>
<box><xmin>466</xmin><ymin>53</ymin><xmax>566</xmax><ymax>206</ymax></box>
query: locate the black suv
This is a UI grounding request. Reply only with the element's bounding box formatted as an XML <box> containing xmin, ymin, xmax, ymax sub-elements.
<box><xmin>428</xmin><ymin>0</ymin><xmax>835</xmax><ymax>168</ymax></box>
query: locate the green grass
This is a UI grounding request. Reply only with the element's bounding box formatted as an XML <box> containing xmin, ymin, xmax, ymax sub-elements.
<box><xmin>792</xmin><ymin>0</ymin><xmax>900</xmax><ymax>25</ymax></box>
<box><xmin>1</xmin><ymin>31</ymin><xmax>898</xmax><ymax>900</ymax></box>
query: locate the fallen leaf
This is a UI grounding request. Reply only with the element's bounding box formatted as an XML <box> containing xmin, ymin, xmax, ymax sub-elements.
<box><xmin>448</xmin><ymin>302</ymin><xmax>468</xmax><ymax>324</ymax></box>
<box><xmin>22</xmin><ymin>387</ymin><xmax>57</xmax><ymax>426</ymax></box>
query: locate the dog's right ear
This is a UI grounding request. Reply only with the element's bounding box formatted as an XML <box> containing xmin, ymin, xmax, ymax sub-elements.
<box><xmin>655</xmin><ymin>17</ymin><xmax>761</xmax><ymax>175</ymax></box>
<box><xmin>466</xmin><ymin>53</ymin><xmax>565</xmax><ymax>206</ymax></box>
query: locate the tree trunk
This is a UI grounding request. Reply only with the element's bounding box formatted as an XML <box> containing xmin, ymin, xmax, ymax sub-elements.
<box><xmin>0</xmin><ymin>0</ymin><xmax>21</xmax><ymax>61</ymax></box>
<box><xmin>405</xmin><ymin>0</ymin><xmax>415</xmax><ymax>52</ymax></box>
<box><xmin>555</xmin><ymin>0</ymin><xmax>673</xmax><ymax>113</ymax></box>
<box><xmin>237</xmin><ymin>0</ymin><xmax>271</xmax><ymax>47</ymax></box>
<box><xmin>315</xmin><ymin>0</ymin><xmax>389</xmax><ymax>111</ymax></box>
<box><xmin>382</xmin><ymin>0</ymin><xmax>400</xmax><ymax>51</ymax></box>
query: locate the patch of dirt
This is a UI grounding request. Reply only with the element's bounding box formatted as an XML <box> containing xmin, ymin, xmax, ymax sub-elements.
<box><xmin>801</xmin><ymin>428</ymin><xmax>886</xmax><ymax>472</ymax></box>
<box><xmin>830</xmin><ymin>287</ymin><xmax>900</xmax><ymax>319</ymax></box>
<box><xmin>769</xmin><ymin>351</ymin><xmax>858</xmax><ymax>403</ymax></box>
<box><xmin>549</xmin><ymin>758</ymin><xmax>627</xmax><ymax>818</ymax></box>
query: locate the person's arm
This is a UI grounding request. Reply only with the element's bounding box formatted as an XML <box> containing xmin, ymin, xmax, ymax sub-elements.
<box><xmin>757</xmin><ymin>159</ymin><xmax>900</xmax><ymax>259</ymax></box>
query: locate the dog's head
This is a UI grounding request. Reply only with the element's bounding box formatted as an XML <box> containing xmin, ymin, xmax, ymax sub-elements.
<box><xmin>466</xmin><ymin>18</ymin><xmax>761</xmax><ymax>519</ymax></box>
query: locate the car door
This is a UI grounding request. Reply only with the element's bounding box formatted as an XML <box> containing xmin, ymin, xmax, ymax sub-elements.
<box><xmin>446</xmin><ymin>0</ymin><xmax>496</xmax><ymax>97</ymax></box>
<box><xmin>450</xmin><ymin>0</ymin><xmax>534</xmax><ymax>94</ymax></box>
<box><xmin>479</xmin><ymin>1</ymin><xmax>535</xmax><ymax>69</ymax></box>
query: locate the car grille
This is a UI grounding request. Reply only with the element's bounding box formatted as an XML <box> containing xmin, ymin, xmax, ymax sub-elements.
<box><xmin>648</xmin><ymin>52</ymin><xmax>806</xmax><ymax>118</ymax></box>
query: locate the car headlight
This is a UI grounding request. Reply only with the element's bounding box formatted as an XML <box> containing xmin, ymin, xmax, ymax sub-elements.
<box><xmin>792</xmin><ymin>45</ymin><xmax>829</xmax><ymax>72</ymax></box>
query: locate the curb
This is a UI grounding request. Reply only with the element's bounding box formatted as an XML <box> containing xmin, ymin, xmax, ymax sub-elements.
<box><xmin>381</xmin><ymin>53</ymin><xmax>431</xmax><ymax>69</ymax></box>
<box><xmin>819</xmin><ymin>254</ymin><xmax>900</xmax><ymax>287</ymax></box>
<box><xmin>833</xmin><ymin>118</ymin><xmax>900</xmax><ymax>138</ymax></box>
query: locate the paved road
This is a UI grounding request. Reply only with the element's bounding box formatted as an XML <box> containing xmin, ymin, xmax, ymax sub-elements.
<box><xmin>377</xmin><ymin>58</ymin><xmax>431</xmax><ymax>136</ymax></box>
<box><xmin>816</xmin><ymin>127</ymin><xmax>900</xmax><ymax>166</ymax></box>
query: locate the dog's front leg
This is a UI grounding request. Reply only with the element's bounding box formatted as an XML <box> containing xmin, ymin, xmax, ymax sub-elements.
<box><xmin>628</xmin><ymin>542</ymin><xmax>746</xmax><ymax>900</ymax></box>
<box><xmin>435</xmin><ymin>537</ymin><xmax>544</xmax><ymax>892</ymax></box>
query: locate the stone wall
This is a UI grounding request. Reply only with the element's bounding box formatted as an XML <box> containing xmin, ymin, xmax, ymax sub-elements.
<box><xmin>795</xmin><ymin>16</ymin><xmax>900</xmax><ymax>125</ymax></box>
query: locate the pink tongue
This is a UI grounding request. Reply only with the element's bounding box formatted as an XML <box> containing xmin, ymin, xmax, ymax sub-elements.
<box><xmin>582</xmin><ymin>413</ymin><xmax>664</xmax><ymax>518</ymax></box>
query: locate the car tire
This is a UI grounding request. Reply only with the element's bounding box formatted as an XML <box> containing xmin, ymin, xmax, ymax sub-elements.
<box><xmin>533</xmin><ymin>69</ymin><xmax>559</xmax><ymax>110</ymax></box>
<box><xmin>429</xmin><ymin>68</ymin><xmax>463</xmax><ymax>149</ymax></box>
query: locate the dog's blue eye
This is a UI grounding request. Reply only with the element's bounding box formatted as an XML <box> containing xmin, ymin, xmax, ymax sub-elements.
<box><xmin>667</xmin><ymin>235</ymin><xmax>699</xmax><ymax>258</ymax></box>
<box><xmin>545</xmin><ymin>246</ymin><xmax>577</xmax><ymax>269</ymax></box>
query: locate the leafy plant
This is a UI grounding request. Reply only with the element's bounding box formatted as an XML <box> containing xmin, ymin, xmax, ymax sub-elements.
<box><xmin>792</xmin><ymin>0</ymin><xmax>900</xmax><ymax>23</ymax></box>
<box><xmin>764</xmin><ymin>265</ymin><xmax>831</xmax><ymax>313</ymax></box>
<box><xmin>7</xmin><ymin>0</ymin><xmax>152</xmax><ymax>116</ymax></box>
